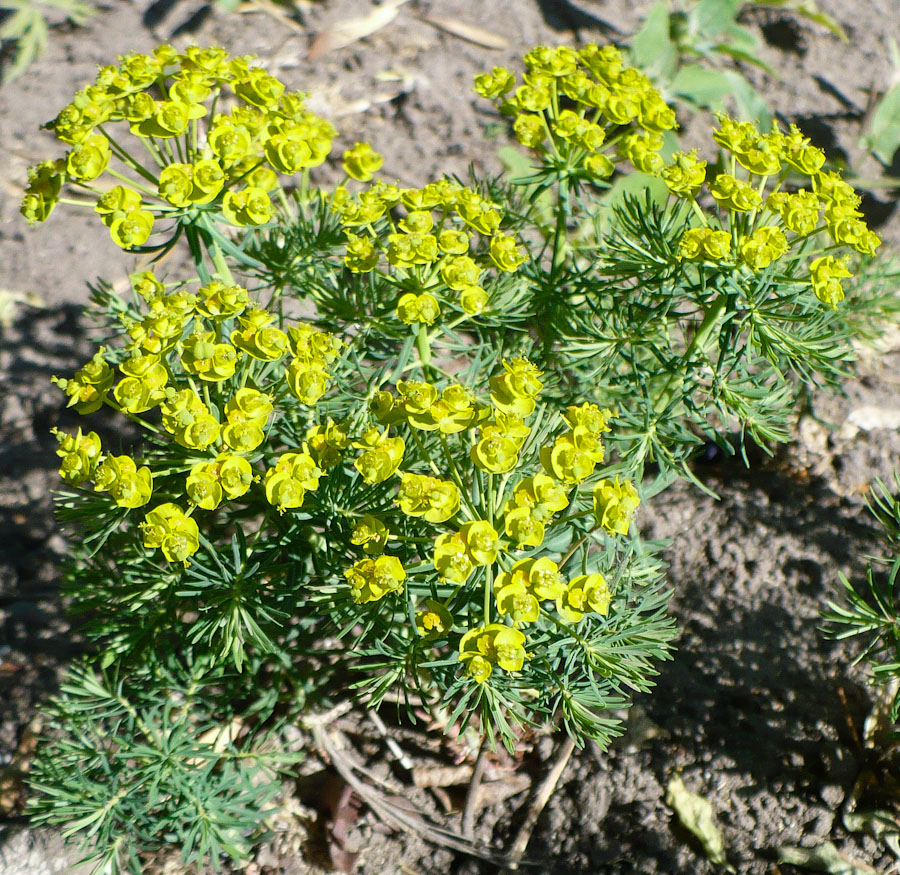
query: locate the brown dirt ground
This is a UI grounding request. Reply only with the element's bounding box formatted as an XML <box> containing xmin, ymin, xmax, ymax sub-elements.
<box><xmin>3</xmin><ymin>1</ymin><xmax>900</xmax><ymax>873</ymax></box>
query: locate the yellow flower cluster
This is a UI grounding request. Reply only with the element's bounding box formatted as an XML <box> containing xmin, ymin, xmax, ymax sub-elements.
<box><xmin>475</xmin><ymin>44</ymin><xmax>675</xmax><ymax>181</ymax></box>
<box><xmin>22</xmin><ymin>45</ymin><xmax>336</xmax><ymax>247</ymax></box>
<box><xmin>52</xmin><ymin>427</ymin><xmax>102</xmax><ymax>483</ymax></box>
<box><xmin>52</xmin><ymin>269</ymin><xmax>344</xmax><ymax>561</ymax></box>
<box><xmin>337</xmin><ymin>361</ymin><xmax>639</xmax><ymax>688</ymax></box>
<box><xmin>334</xmin><ymin>179</ymin><xmax>528</xmax><ymax>320</ymax></box>
<box><xmin>668</xmin><ymin>114</ymin><xmax>879</xmax><ymax>308</ymax></box>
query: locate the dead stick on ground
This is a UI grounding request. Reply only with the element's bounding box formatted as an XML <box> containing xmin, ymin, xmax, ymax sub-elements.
<box><xmin>461</xmin><ymin>737</ymin><xmax>490</xmax><ymax>838</ymax></box>
<box><xmin>503</xmin><ymin>735</ymin><xmax>577</xmax><ymax>870</ymax></box>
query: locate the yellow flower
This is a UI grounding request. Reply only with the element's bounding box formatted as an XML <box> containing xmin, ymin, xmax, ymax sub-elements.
<box><xmin>344</xmin><ymin>555</ymin><xmax>405</xmax><ymax>604</ymax></box>
<box><xmin>489</xmin><ymin>233</ymin><xmax>527</xmax><ymax>271</ymax></box>
<box><xmin>342</xmin><ymin>142</ymin><xmax>383</xmax><ymax>181</ymax></box>
<box><xmin>397</xmin><ymin>292</ymin><xmax>440</xmax><ymax>326</ymax></box>
<box><xmin>489</xmin><ymin>357</ymin><xmax>543</xmax><ymax>417</ymax></box>
<box><xmin>158</xmin><ymin>163</ymin><xmax>195</xmax><ymax>207</ymax></box>
<box><xmin>53</xmin><ymin>427</ymin><xmax>102</xmax><ymax>483</ymax></box>
<box><xmin>20</xmin><ymin>160</ymin><xmax>64</xmax><ymax>224</ymax></box>
<box><xmin>777</xmin><ymin>190</ymin><xmax>820</xmax><ymax>237</ymax></box>
<box><xmin>218</xmin><ymin>453</ymin><xmax>254</xmax><ymax>500</ymax></box>
<box><xmin>459</xmin><ymin>624</ymin><xmax>526</xmax><ymax>677</ymax></box>
<box><xmin>181</xmin><ymin>331</ymin><xmax>239</xmax><ymax>381</ymax></box>
<box><xmin>195</xmin><ymin>281</ymin><xmax>250</xmax><ymax>319</ymax></box>
<box><xmin>514</xmin><ymin>113</ymin><xmax>545</xmax><ymax>148</ymax></box>
<box><xmin>496</xmin><ymin>580</ymin><xmax>540</xmax><ymax>624</ymax></box>
<box><xmin>344</xmin><ymin>233</ymin><xmax>380</xmax><ymax>273</ymax></box>
<box><xmin>540</xmin><ymin>432</ymin><xmax>595</xmax><ymax>483</ymax></box>
<box><xmin>141</xmin><ymin>503</ymin><xmax>199</xmax><ymax>564</ymax></box>
<box><xmin>52</xmin><ymin>349</ymin><xmax>113</xmax><ymax>414</ymax></box>
<box><xmin>66</xmin><ymin>134</ymin><xmax>111</xmax><ymax>181</ymax></box>
<box><xmin>353</xmin><ymin>428</ymin><xmax>405</xmax><ymax>483</ymax></box>
<box><xmin>456</xmin><ymin>189</ymin><xmax>501</xmax><ymax>236</ymax></box>
<box><xmin>782</xmin><ymin>124</ymin><xmax>826</xmax><ymax>176</ymax></box>
<box><xmin>660</xmin><ymin>150</ymin><xmax>706</xmax><ymax>196</ymax></box>
<box><xmin>618</xmin><ymin>131</ymin><xmax>664</xmax><ymax>174</ymax></box>
<box><xmin>584</xmin><ymin>153</ymin><xmax>615</xmax><ymax>179</ymax></box>
<box><xmin>264</xmin><ymin>451</ymin><xmax>322</xmax><ymax>512</ymax></box>
<box><xmin>459</xmin><ymin>520</ymin><xmax>501</xmax><ymax>565</ymax></box>
<box><xmin>186</xmin><ymin>461</ymin><xmax>224</xmax><ymax>510</ymax></box>
<box><xmin>415</xmin><ymin>599</ymin><xmax>453</xmax><ymax>638</ymax></box>
<box><xmin>109</xmin><ymin>210</ymin><xmax>154</xmax><ymax>249</ymax></box>
<box><xmin>734</xmin><ymin>129</ymin><xmax>783</xmax><ymax>176</ymax></box>
<box><xmin>231</xmin><ymin>308</ymin><xmax>288</xmax><ymax>361</ymax></box>
<box><xmin>191</xmin><ymin>159</ymin><xmax>226</xmax><ymax>202</ymax></box>
<box><xmin>386</xmin><ymin>232</ymin><xmax>439</xmax><ymax>268</ymax></box>
<box><xmin>399</xmin><ymin>210</ymin><xmax>434</xmax><ymax>234</ymax></box>
<box><xmin>809</xmin><ymin>255</ymin><xmax>852</xmax><ymax>309</ymax></box>
<box><xmin>709</xmin><ymin>174</ymin><xmax>762</xmax><ymax>212</ymax></box>
<box><xmin>460</xmin><ymin>285</ymin><xmax>489</xmax><ymax>315</ymax></box>
<box><xmin>92</xmin><ymin>455</ymin><xmax>153</xmax><ymax>509</ymax></box>
<box><xmin>739</xmin><ymin>226</ymin><xmax>789</xmax><ymax>272</ymax></box>
<box><xmin>440</xmin><ymin>255</ymin><xmax>481</xmax><ymax>291</ymax></box>
<box><xmin>225</xmin><ymin>388</ymin><xmax>273</xmax><ymax>424</ymax></box>
<box><xmin>351</xmin><ymin>514</ymin><xmax>389</xmax><ymax>555</ymax></box>
<box><xmin>286</xmin><ymin>360</ymin><xmax>330</xmax><ymax>405</ymax></box>
<box><xmin>509</xmin><ymin>473</ymin><xmax>569</xmax><ymax>521</ymax></box>
<box><xmin>496</xmin><ymin>556</ymin><xmax>565</xmax><ymax>602</ymax></box>
<box><xmin>396</xmin><ymin>473</ymin><xmax>460</xmax><ymax>523</ymax></box>
<box><xmin>473</xmin><ymin>66</ymin><xmax>516</xmax><ymax>99</ymax></box>
<box><xmin>222</xmin><ymin>187</ymin><xmax>272</xmax><ymax>226</ymax></box>
<box><xmin>557</xmin><ymin>573</ymin><xmax>611</xmax><ymax>623</ymax></box>
<box><xmin>471</xmin><ymin>432</ymin><xmax>519</xmax><ymax>474</ymax></box>
<box><xmin>425</xmin><ymin>385</ymin><xmax>479</xmax><ymax>434</ymax></box>
<box><xmin>307</xmin><ymin>419</ymin><xmax>349</xmax><ymax>468</ymax></box>
<box><xmin>593</xmin><ymin>477</ymin><xmax>640</xmax><ymax>535</ymax></box>
<box><xmin>161</xmin><ymin>389</ymin><xmax>220</xmax><ymax>450</ymax></box>
<box><xmin>504</xmin><ymin>506</ymin><xmax>545</xmax><ymax>549</ymax></box>
<box><xmin>209</xmin><ymin>123</ymin><xmax>253</xmax><ymax>165</ymax></box>
<box><xmin>288</xmin><ymin>323</ymin><xmax>342</xmax><ymax>364</ymax></box>
<box><xmin>233</xmin><ymin>67</ymin><xmax>285</xmax><ymax>107</ymax></box>
<box><xmin>678</xmin><ymin>227</ymin><xmax>731</xmax><ymax>262</ymax></box>
<box><xmin>433</xmin><ymin>532</ymin><xmax>474</xmax><ymax>583</ymax></box>
<box><xmin>438</xmin><ymin>229</ymin><xmax>470</xmax><ymax>255</ymax></box>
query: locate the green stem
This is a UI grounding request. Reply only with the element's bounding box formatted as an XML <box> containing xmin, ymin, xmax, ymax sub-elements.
<box><xmin>652</xmin><ymin>292</ymin><xmax>729</xmax><ymax>417</ymax></box>
<box><xmin>208</xmin><ymin>235</ymin><xmax>236</xmax><ymax>285</ymax></box>
<box><xmin>415</xmin><ymin>323</ymin><xmax>438</xmax><ymax>381</ymax></box>
<box><xmin>549</xmin><ymin>174</ymin><xmax>570</xmax><ymax>283</ymax></box>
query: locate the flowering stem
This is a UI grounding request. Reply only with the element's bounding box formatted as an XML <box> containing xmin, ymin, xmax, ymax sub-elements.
<box><xmin>652</xmin><ymin>291</ymin><xmax>729</xmax><ymax>417</ymax></box>
<box><xmin>415</xmin><ymin>323</ymin><xmax>438</xmax><ymax>381</ymax></box>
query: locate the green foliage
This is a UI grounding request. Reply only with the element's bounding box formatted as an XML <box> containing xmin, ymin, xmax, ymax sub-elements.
<box><xmin>23</xmin><ymin>40</ymin><xmax>890</xmax><ymax>871</ymax></box>
<box><xmin>628</xmin><ymin>0</ymin><xmax>845</xmax><ymax>123</ymax></box>
<box><xmin>0</xmin><ymin>0</ymin><xmax>93</xmax><ymax>83</ymax></box>
<box><xmin>824</xmin><ymin>474</ymin><xmax>900</xmax><ymax>723</ymax></box>
<box><xmin>27</xmin><ymin>660</ymin><xmax>293</xmax><ymax>873</ymax></box>
<box><xmin>859</xmin><ymin>39</ymin><xmax>900</xmax><ymax>168</ymax></box>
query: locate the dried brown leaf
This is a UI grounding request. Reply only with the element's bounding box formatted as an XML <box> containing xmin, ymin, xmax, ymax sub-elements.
<box><xmin>309</xmin><ymin>0</ymin><xmax>409</xmax><ymax>59</ymax></box>
<box><xmin>417</xmin><ymin>14</ymin><xmax>509</xmax><ymax>49</ymax></box>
